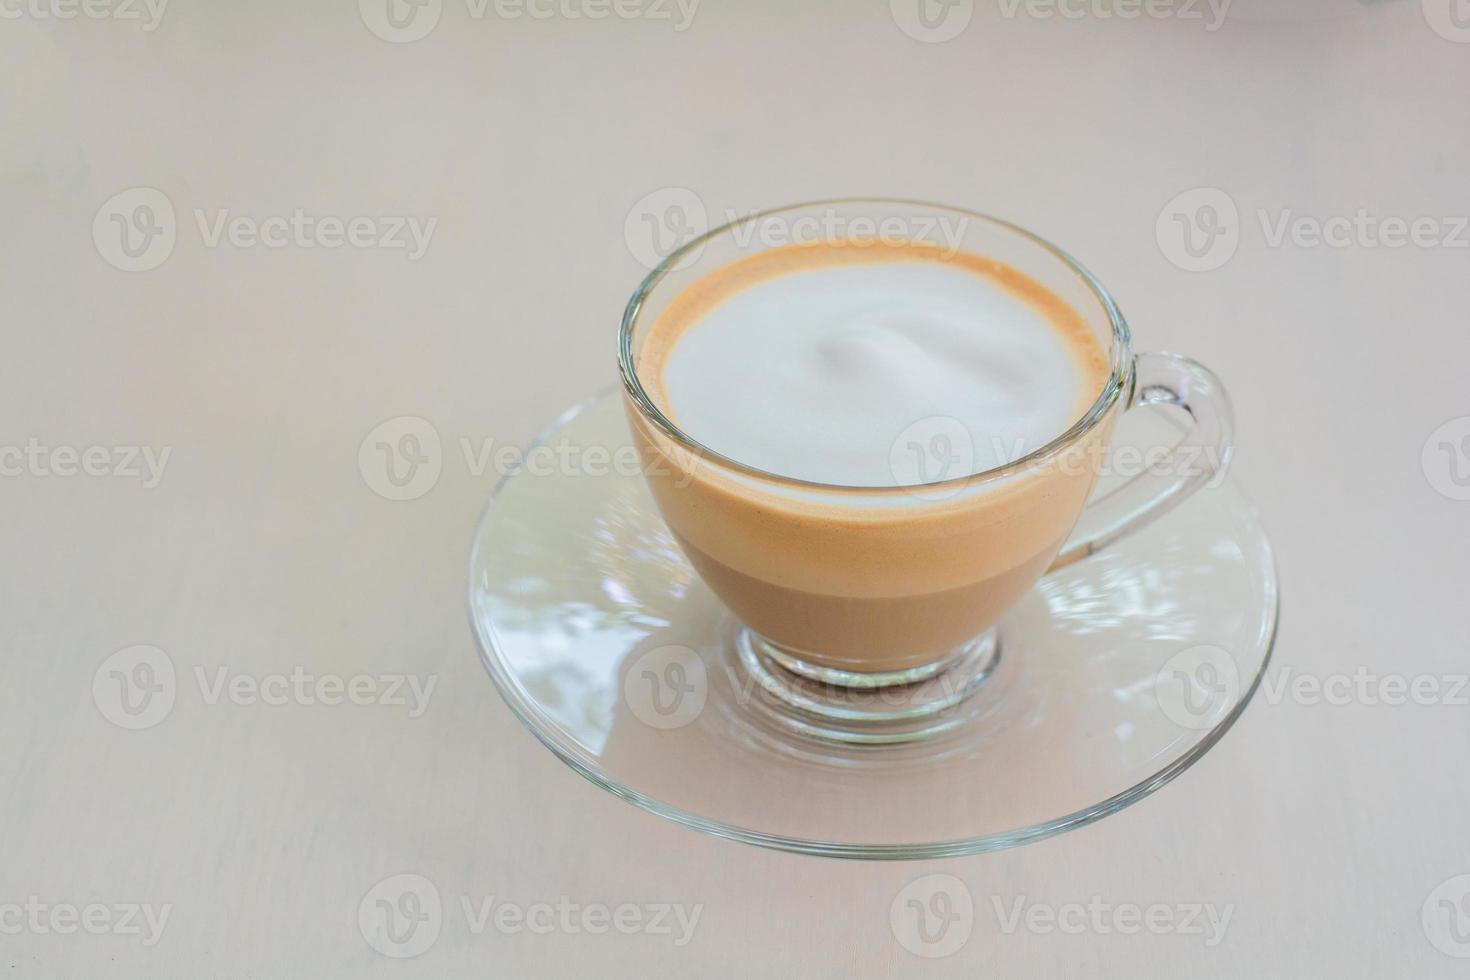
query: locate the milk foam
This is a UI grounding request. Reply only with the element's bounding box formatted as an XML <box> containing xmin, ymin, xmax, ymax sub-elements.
<box><xmin>651</xmin><ymin>249</ymin><xmax>1102</xmax><ymax>487</ymax></box>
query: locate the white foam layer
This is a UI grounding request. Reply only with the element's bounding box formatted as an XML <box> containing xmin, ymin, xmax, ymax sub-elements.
<box><xmin>661</xmin><ymin>260</ymin><xmax>1089</xmax><ymax>487</ymax></box>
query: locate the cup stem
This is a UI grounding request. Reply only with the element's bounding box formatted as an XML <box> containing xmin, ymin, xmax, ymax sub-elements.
<box><xmin>753</xmin><ymin>635</ymin><xmax>966</xmax><ymax>689</ymax></box>
<box><xmin>732</xmin><ymin>626</ymin><xmax>1003</xmax><ymax>744</ymax></box>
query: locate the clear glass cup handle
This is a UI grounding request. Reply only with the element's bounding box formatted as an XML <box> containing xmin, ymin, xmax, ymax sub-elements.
<box><xmin>1048</xmin><ymin>351</ymin><xmax>1234</xmax><ymax>572</ymax></box>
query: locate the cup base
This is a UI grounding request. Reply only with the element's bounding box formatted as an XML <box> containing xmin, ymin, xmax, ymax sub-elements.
<box><xmin>734</xmin><ymin>627</ymin><xmax>1001</xmax><ymax>745</ymax></box>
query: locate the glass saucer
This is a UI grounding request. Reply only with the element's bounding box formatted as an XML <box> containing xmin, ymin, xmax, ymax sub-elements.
<box><xmin>467</xmin><ymin>391</ymin><xmax>1278</xmax><ymax>859</ymax></box>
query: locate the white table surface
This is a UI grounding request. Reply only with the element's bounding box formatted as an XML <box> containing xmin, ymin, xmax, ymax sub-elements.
<box><xmin>4</xmin><ymin>1</ymin><xmax>1469</xmax><ymax>975</ymax></box>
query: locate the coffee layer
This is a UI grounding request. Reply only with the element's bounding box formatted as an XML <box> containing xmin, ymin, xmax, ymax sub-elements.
<box><xmin>627</xmin><ymin>239</ymin><xmax>1119</xmax><ymax>666</ymax></box>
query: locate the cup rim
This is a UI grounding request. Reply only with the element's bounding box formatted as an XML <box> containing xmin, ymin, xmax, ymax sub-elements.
<box><xmin>618</xmin><ymin>197</ymin><xmax>1133</xmax><ymax>494</ymax></box>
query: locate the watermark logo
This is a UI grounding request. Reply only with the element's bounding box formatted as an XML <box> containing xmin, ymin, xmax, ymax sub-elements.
<box><xmin>1257</xmin><ymin>209</ymin><xmax>1468</xmax><ymax>250</ymax></box>
<box><xmin>1156</xmin><ymin>187</ymin><xmax>1239</xmax><ymax>272</ymax></box>
<box><xmin>886</xmin><ymin>419</ymin><xmax>1225</xmax><ymax>500</ymax></box>
<box><xmin>995</xmin><ymin>0</ymin><xmax>1230</xmax><ymax>30</ymax></box>
<box><xmin>461</xmin><ymin>435</ymin><xmax>696</xmax><ymax>487</ymax></box>
<box><xmin>359</xmin><ymin>420</ymin><xmax>701</xmax><ymax>499</ymax></box>
<box><xmin>1160</xmin><ymin>187</ymin><xmax>1469</xmax><ymax>270</ymax></box>
<box><xmin>625</xmin><ymin>187</ymin><xmax>708</xmax><ymax>271</ymax></box>
<box><xmin>194</xmin><ymin>666</ymin><xmax>437</xmax><ymax>716</ymax></box>
<box><xmin>95</xmin><ymin>646</ymin><xmax>438</xmax><ymax>727</ymax></box>
<box><xmin>359</xmin><ymin>416</ymin><xmax>443</xmax><ymax>501</ymax></box>
<box><xmin>625</xmin><ymin>192</ymin><xmax>973</xmax><ymax>270</ymax></box>
<box><xmin>993</xmin><ymin>895</ymin><xmax>1233</xmax><ymax>946</ymax></box>
<box><xmin>0</xmin><ymin>898</ymin><xmax>172</xmax><ymax>947</ymax></box>
<box><xmin>459</xmin><ymin>895</ymin><xmax>702</xmax><ymax>944</ymax></box>
<box><xmin>728</xmin><ymin>208</ymin><xmax>969</xmax><ymax>254</ymax></box>
<box><xmin>93</xmin><ymin>645</ymin><xmax>177</xmax><ymax>730</ymax></box>
<box><xmin>1259</xmin><ymin>666</ymin><xmax>1467</xmax><ymax>708</ymax></box>
<box><xmin>481</xmin><ymin>0</ymin><xmax>700</xmax><ymax>28</ymax></box>
<box><xmin>890</xmin><ymin>874</ymin><xmax>974</xmax><ymax>958</ymax></box>
<box><xmin>359</xmin><ymin>873</ymin><xmax>443</xmax><ymax>958</ymax></box>
<box><xmin>889</xmin><ymin>416</ymin><xmax>974</xmax><ymax>501</ymax></box>
<box><xmin>1422</xmin><ymin>416</ymin><xmax>1470</xmax><ymax>501</ymax></box>
<box><xmin>1422</xmin><ymin>0</ymin><xmax>1470</xmax><ymax>42</ymax></box>
<box><xmin>891</xmin><ymin>0</ymin><xmax>974</xmax><ymax>42</ymax></box>
<box><xmin>1155</xmin><ymin>645</ymin><xmax>1239</xmax><ymax>730</ymax></box>
<box><xmin>93</xmin><ymin>187</ymin><xmax>177</xmax><ymax>273</ymax></box>
<box><xmin>360</xmin><ymin>878</ymin><xmax>702</xmax><ymax>951</ymax></box>
<box><xmin>623</xmin><ymin>645</ymin><xmax>706</xmax><ymax>729</ymax></box>
<box><xmin>94</xmin><ymin>190</ymin><xmax>437</xmax><ymax>269</ymax></box>
<box><xmin>1424</xmin><ymin>875</ymin><xmax>1470</xmax><ymax>957</ymax></box>
<box><xmin>0</xmin><ymin>440</ymin><xmax>171</xmax><ymax>488</ymax></box>
<box><xmin>0</xmin><ymin>0</ymin><xmax>169</xmax><ymax>30</ymax></box>
<box><xmin>359</xmin><ymin>0</ymin><xmax>443</xmax><ymax>42</ymax></box>
<box><xmin>193</xmin><ymin>210</ymin><xmax>437</xmax><ymax>258</ymax></box>
<box><xmin>361</xmin><ymin>0</ymin><xmax>698</xmax><ymax>42</ymax></box>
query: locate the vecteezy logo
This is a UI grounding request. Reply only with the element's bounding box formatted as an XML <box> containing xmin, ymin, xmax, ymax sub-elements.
<box><xmin>1423</xmin><ymin>874</ymin><xmax>1470</xmax><ymax>957</ymax></box>
<box><xmin>623</xmin><ymin>645</ymin><xmax>707</xmax><ymax>729</ymax></box>
<box><xmin>93</xmin><ymin>645</ymin><xmax>177</xmax><ymax>730</ymax></box>
<box><xmin>624</xmin><ymin>187</ymin><xmax>708</xmax><ymax>271</ymax></box>
<box><xmin>358</xmin><ymin>873</ymin><xmax>443</xmax><ymax>958</ymax></box>
<box><xmin>93</xmin><ymin>187</ymin><xmax>177</xmax><ymax>272</ymax></box>
<box><xmin>890</xmin><ymin>874</ymin><xmax>974</xmax><ymax>958</ymax></box>
<box><xmin>359</xmin><ymin>0</ymin><xmax>442</xmax><ymax>42</ymax></box>
<box><xmin>1422</xmin><ymin>416</ymin><xmax>1470</xmax><ymax>501</ymax></box>
<box><xmin>1422</xmin><ymin>0</ymin><xmax>1470</xmax><ymax>42</ymax></box>
<box><xmin>358</xmin><ymin>416</ymin><xmax>442</xmax><ymax>501</ymax></box>
<box><xmin>889</xmin><ymin>415</ymin><xmax>974</xmax><ymax>501</ymax></box>
<box><xmin>890</xmin><ymin>0</ymin><xmax>974</xmax><ymax>43</ymax></box>
<box><xmin>1156</xmin><ymin>187</ymin><xmax>1240</xmax><ymax>272</ymax></box>
<box><xmin>1155</xmin><ymin>645</ymin><xmax>1240</xmax><ymax>730</ymax></box>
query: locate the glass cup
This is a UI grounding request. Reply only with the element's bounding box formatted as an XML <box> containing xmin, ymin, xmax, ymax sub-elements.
<box><xmin>619</xmin><ymin>200</ymin><xmax>1232</xmax><ymax>701</ymax></box>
